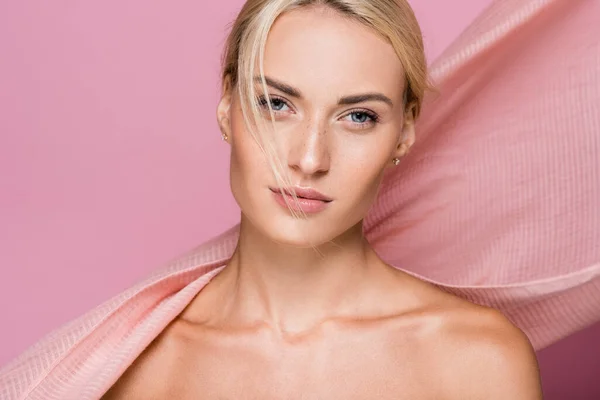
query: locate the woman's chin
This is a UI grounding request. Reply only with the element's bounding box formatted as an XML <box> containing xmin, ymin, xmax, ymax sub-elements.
<box><xmin>264</xmin><ymin>222</ymin><xmax>338</xmax><ymax>248</ymax></box>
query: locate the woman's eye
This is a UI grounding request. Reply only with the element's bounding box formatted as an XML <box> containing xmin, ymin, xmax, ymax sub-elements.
<box><xmin>350</xmin><ymin>112</ymin><xmax>370</xmax><ymax>123</ymax></box>
<box><xmin>343</xmin><ymin>110</ymin><xmax>379</xmax><ymax>126</ymax></box>
<box><xmin>270</xmin><ymin>98</ymin><xmax>287</xmax><ymax>111</ymax></box>
<box><xmin>258</xmin><ymin>96</ymin><xmax>289</xmax><ymax>112</ymax></box>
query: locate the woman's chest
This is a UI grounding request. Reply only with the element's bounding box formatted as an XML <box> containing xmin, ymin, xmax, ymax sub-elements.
<box><xmin>103</xmin><ymin>329</ymin><xmax>437</xmax><ymax>399</ymax></box>
<box><xmin>146</xmin><ymin>356</ymin><xmax>432</xmax><ymax>400</ymax></box>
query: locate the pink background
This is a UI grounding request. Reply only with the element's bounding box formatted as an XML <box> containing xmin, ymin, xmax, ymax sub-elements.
<box><xmin>0</xmin><ymin>1</ymin><xmax>598</xmax><ymax>397</ymax></box>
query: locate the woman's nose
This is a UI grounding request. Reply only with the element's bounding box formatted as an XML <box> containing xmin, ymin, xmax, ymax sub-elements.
<box><xmin>287</xmin><ymin>119</ymin><xmax>331</xmax><ymax>177</ymax></box>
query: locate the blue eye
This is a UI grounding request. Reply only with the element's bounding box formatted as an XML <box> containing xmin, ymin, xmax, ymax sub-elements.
<box><xmin>271</xmin><ymin>98</ymin><xmax>286</xmax><ymax>111</ymax></box>
<box><xmin>343</xmin><ymin>110</ymin><xmax>380</xmax><ymax>127</ymax></box>
<box><xmin>350</xmin><ymin>112</ymin><xmax>371</xmax><ymax>123</ymax></box>
<box><xmin>258</xmin><ymin>96</ymin><xmax>289</xmax><ymax>112</ymax></box>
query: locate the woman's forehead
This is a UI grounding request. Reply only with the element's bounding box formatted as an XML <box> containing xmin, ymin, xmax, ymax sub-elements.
<box><xmin>260</xmin><ymin>7</ymin><xmax>406</xmax><ymax>102</ymax></box>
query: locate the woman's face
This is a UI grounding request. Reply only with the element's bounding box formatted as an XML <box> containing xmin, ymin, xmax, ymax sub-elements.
<box><xmin>218</xmin><ymin>6</ymin><xmax>414</xmax><ymax>247</ymax></box>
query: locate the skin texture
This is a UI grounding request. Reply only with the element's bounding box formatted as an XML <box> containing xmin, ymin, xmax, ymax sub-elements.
<box><xmin>101</xmin><ymin>6</ymin><xmax>543</xmax><ymax>399</ymax></box>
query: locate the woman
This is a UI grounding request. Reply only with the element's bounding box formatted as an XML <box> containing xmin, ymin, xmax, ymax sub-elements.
<box><xmin>1</xmin><ymin>0</ymin><xmax>598</xmax><ymax>398</ymax></box>
<box><xmin>102</xmin><ymin>1</ymin><xmax>542</xmax><ymax>398</ymax></box>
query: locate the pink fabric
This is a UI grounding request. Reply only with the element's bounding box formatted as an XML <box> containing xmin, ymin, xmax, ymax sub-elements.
<box><xmin>1</xmin><ymin>0</ymin><xmax>599</xmax><ymax>398</ymax></box>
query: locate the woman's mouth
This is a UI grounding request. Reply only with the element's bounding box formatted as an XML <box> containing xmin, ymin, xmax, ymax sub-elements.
<box><xmin>269</xmin><ymin>187</ymin><xmax>332</xmax><ymax>214</ymax></box>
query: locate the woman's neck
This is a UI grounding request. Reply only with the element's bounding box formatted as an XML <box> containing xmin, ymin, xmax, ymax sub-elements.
<box><xmin>216</xmin><ymin>216</ymin><xmax>389</xmax><ymax>337</ymax></box>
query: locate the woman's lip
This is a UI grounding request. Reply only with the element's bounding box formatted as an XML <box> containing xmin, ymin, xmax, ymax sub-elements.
<box><xmin>269</xmin><ymin>187</ymin><xmax>333</xmax><ymax>202</ymax></box>
<box><xmin>270</xmin><ymin>190</ymin><xmax>331</xmax><ymax>214</ymax></box>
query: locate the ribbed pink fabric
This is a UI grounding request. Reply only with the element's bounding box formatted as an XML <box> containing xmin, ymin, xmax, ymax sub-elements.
<box><xmin>1</xmin><ymin>0</ymin><xmax>599</xmax><ymax>398</ymax></box>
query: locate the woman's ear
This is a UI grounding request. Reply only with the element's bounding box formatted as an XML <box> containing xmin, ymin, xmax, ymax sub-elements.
<box><xmin>216</xmin><ymin>76</ymin><xmax>233</xmax><ymax>142</ymax></box>
<box><xmin>395</xmin><ymin>102</ymin><xmax>416</xmax><ymax>158</ymax></box>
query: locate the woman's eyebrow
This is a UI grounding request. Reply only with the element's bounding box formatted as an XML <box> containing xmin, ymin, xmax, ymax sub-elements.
<box><xmin>338</xmin><ymin>93</ymin><xmax>394</xmax><ymax>107</ymax></box>
<box><xmin>254</xmin><ymin>75</ymin><xmax>394</xmax><ymax>107</ymax></box>
<box><xmin>254</xmin><ymin>76</ymin><xmax>302</xmax><ymax>98</ymax></box>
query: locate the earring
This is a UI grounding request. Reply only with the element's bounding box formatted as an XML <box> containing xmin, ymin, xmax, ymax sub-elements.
<box><xmin>221</xmin><ymin>133</ymin><xmax>228</xmax><ymax>141</ymax></box>
<box><xmin>392</xmin><ymin>157</ymin><xmax>400</xmax><ymax>166</ymax></box>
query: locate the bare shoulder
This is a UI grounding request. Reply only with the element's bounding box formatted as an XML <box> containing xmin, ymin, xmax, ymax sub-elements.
<box><xmin>438</xmin><ymin>303</ymin><xmax>543</xmax><ymax>399</ymax></box>
<box><xmin>100</xmin><ymin>320</ymin><xmax>186</xmax><ymax>400</ymax></box>
<box><xmin>381</xmin><ymin>268</ymin><xmax>542</xmax><ymax>399</ymax></box>
<box><xmin>408</xmin><ymin>286</ymin><xmax>543</xmax><ymax>399</ymax></box>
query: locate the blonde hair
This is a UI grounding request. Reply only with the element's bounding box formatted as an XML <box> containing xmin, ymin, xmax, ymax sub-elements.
<box><xmin>221</xmin><ymin>0</ymin><xmax>430</xmax><ymax>239</ymax></box>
